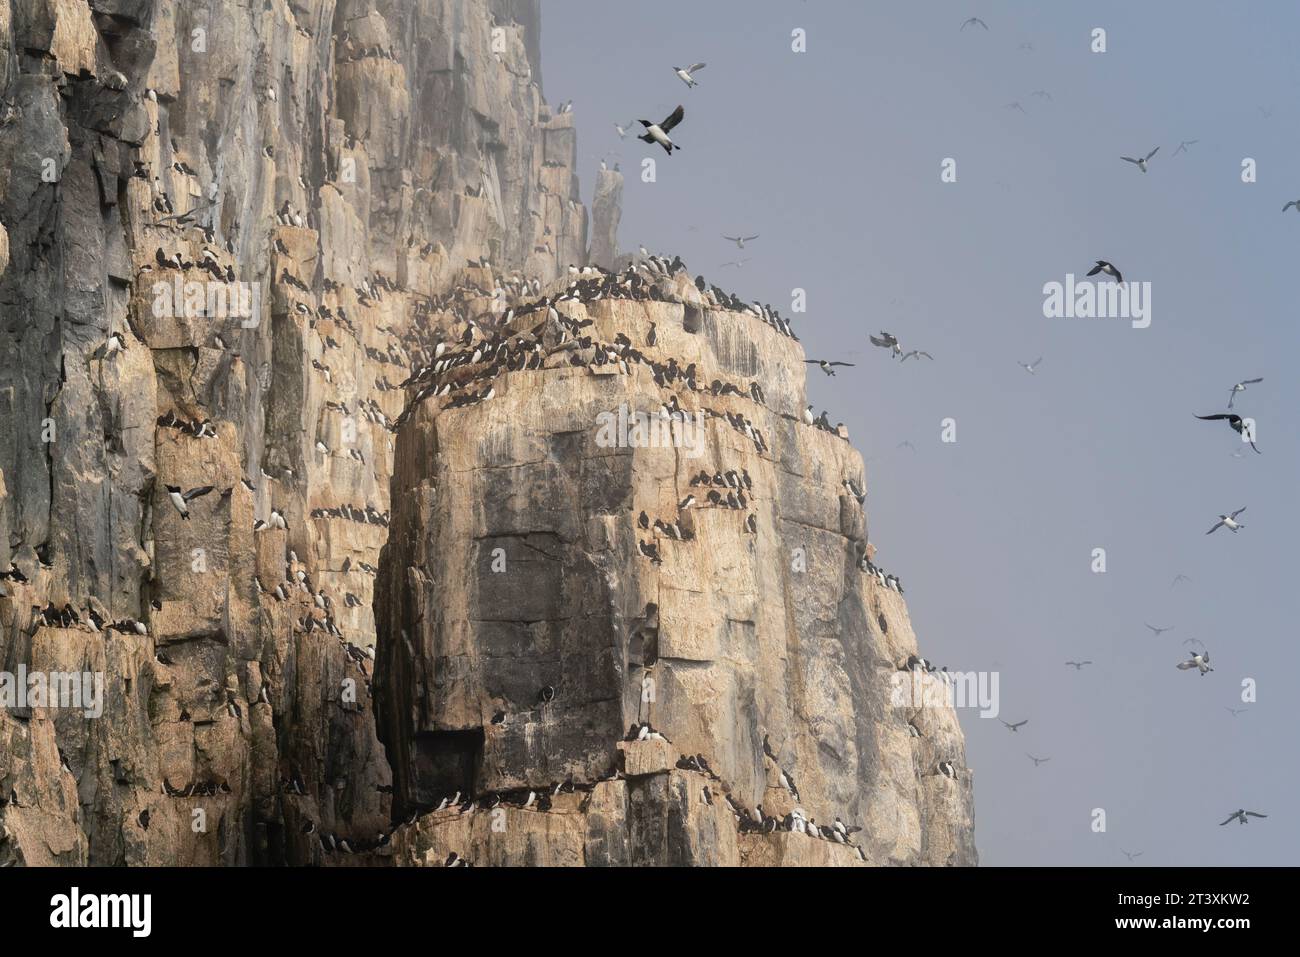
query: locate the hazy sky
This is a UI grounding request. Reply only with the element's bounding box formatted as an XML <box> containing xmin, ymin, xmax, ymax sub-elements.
<box><xmin>539</xmin><ymin>0</ymin><xmax>1299</xmax><ymax>865</ymax></box>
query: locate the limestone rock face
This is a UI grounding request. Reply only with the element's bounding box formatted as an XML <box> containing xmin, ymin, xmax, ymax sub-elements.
<box><xmin>375</xmin><ymin>273</ymin><xmax>977</xmax><ymax>866</ymax></box>
<box><xmin>0</xmin><ymin>0</ymin><xmax>585</xmax><ymax>866</ymax></box>
<box><xmin>588</xmin><ymin>167</ymin><xmax>623</xmax><ymax>270</ymax></box>
<box><xmin>0</xmin><ymin>0</ymin><xmax>974</xmax><ymax>867</ymax></box>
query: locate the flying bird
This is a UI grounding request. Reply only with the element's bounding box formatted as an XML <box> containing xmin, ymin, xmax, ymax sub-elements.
<box><xmin>1283</xmin><ymin>200</ymin><xmax>1300</xmax><ymax>213</ymax></box>
<box><xmin>1031</xmin><ymin>90</ymin><xmax>1053</xmax><ymax>101</ymax></box>
<box><xmin>638</xmin><ymin>105</ymin><xmax>685</xmax><ymax>155</ymax></box>
<box><xmin>1195</xmin><ymin>413</ymin><xmax>1259</xmax><ymax>453</ymax></box>
<box><xmin>1000</xmin><ymin>719</ymin><xmax>1028</xmax><ymax>733</ymax></box>
<box><xmin>1171</xmin><ymin>574</ymin><xmax>1192</xmax><ymax>588</ymax></box>
<box><xmin>1026</xmin><ymin>753</ymin><xmax>1051</xmax><ymax>766</ymax></box>
<box><xmin>1219</xmin><ymin>809</ymin><xmax>1266</xmax><ymax>826</ymax></box>
<box><xmin>1225</xmin><ymin>707</ymin><xmax>1248</xmax><ymax>717</ymax></box>
<box><xmin>961</xmin><ymin>17</ymin><xmax>988</xmax><ymax>31</ymax></box>
<box><xmin>719</xmin><ymin>259</ymin><xmax>750</xmax><ymax>269</ymax></box>
<box><xmin>1004</xmin><ymin>101</ymin><xmax>1027</xmax><ymax>114</ymax></box>
<box><xmin>614</xmin><ymin>121</ymin><xmax>635</xmax><ymax>139</ymax></box>
<box><xmin>1227</xmin><ymin>378</ymin><xmax>1262</xmax><ymax>409</ymax></box>
<box><xmin>1064</xmin><ymin>660</ymin><xmax>1092</xmax><ymax>670</ymax></box>
<box><xmin>900</xmin><ymin>350</ymin><xmax>933</xmax><ymax>362</ymax></box>
<box><xmin>673</xmin><ymin>63</ymin><xmax>706</xmax><ymax>88</ymax></box>
<box><xmin>1172</xmin><ymin>139</ymin><xmax>1199</xmax><ymax>156</ymax></box>
<box><xmin>1121</xmin><ymin>147</ymin><xmax>1159</xmax><ymax>173</ymax></box>
<box><xmin>1018</xmin><ymin>357</ymin><xmax>1043</xmax><ymax>375</ymax></box>
<box><xmin>1086</xmin><ymin>260</ymin><xmax>1123</xmax><ymax>283</ymax></box>
<box><xmin>805</xmin><ymin>359</ymin><xmax>855</xmax><ymax>376</ymax></box>
<box><xmin>1205</xmin><ymin>507</ymin><xmax>1246</xmax><ymax>535</ymax></box>
<box><xmin>722</xmin><ymin>234</ymin><xmax>759</xmax><ymax>249</ymax></box>
<box><xmin>1177</xmin><ymin>651</ymin><xmax>1213</xmax><ymax>675</ymax></box>
<box><xmin>869</xmin><ymin>331</ymin><xmax>902</xmax><ymax>357</ymax></box>
<box><xmin>1145</xmin><ymin>623</ymin><xmax>1174</xmax><ymax>637</ymax></box>
<box><xmin>1121</xmin><ymin>849</ymin><xmax>1144</xmax><ymax>862</ymax></box>
<box><xmin>164</xmin><ymin>484</ymin><xmax>216</xmax><ymax>519</ymax></box>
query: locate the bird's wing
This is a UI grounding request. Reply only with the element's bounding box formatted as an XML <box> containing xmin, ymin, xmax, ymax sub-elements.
<box><xmin>1231</xmin><ymin>507</ymin><xmax>1246</xmax><ymax>518</ymax></box>
<box><xmin>829</xmin><ymin>362</ymin><xmax>855</xmax><ymax>367</ymax></box>
<box><xmin>743</xmin><ymin>234</ymin><xmax>759</xmax><ymax>241</ymax></box>
<box><xmin>1146</xmin><ymin>147</ymin><xmax>1160</xmax><ymax>160</ymax></box>
<box><xmin>1121</xmin><ymin>157</ymin><xmax>1139</xmax><ymax>164</ymax></box>
<box><xmin>183</xmin><ymin>486</ymin><xmax>216</xmax><ymax>501</ymax></box>
<box><xmin>1086</xmin><ymin>264</ymin><xmax>1102</xmax><ymax>275</ymax></box>
<box><xmin>659</xmin><ymin>105</ymin><xmax>685</xmax><ymax>132</ymax></box>
<box><xmin>1219</xmin><ymin>814</ymin><xmax>1238</xmax><ymax>825</ymax></box>
<box><xmin>1196</xmin><ymin>413</ymin><xmax>1230</xmax><ymax>421</ymax></box>
<box><xmin>1205</xmin><ymin>522</ymin><xmax>1223</xmax><ymax>535</ymax></box>
<box><xmin>1178</xmin><ymin>660</ymin><xmax>1197</xmax><ymax>669</ymax></box>
<box><xmin>1243</xmin><ymin>378</ymin><xmax>1263</xmax><ymax>384</ymax></box>
<box><xmin>1244</xmin><ymin>812</ymin><xmax>1267</xmax><ymax>818</ymax></box>
<box><xmin>803</xmin><ymin>359</ymin><xmax>820</xmax><ymax>364</ymax></box>
<box><xmin>1285</xmin><ymin>201</ymin><xmax>1299</xmax><ymax>212</ymax></box>
<box><xmin>722</xmin><ymin>235</ymin><xmax>740</xmax><ymax>241</ymax></box>
<box><xmin>869</xmin><ymin>335</ymin><xmax>887</xmax><ymax>347</ymax></box>
<box><xmin>686</xmin><ymin>62</ymin><xmax>706</xmax><ymax>73</ymax></box>
<box><xmin>918</xmin><ymin>351</ymin><xmax>934</xmax><ymax>359</ymax></box>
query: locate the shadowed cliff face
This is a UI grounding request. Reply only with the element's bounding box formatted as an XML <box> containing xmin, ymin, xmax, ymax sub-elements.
<box><xmin>374</xmin><ymin>270</ymin><xmax>977</xmax><ymax>866</ymax></box>
<box><xmin>0</xmin><ymin>0</ymin><xmax>973</xmax><ymax>868</ymax></box>
<box><xmin>0</xmin><ymin>0</ymin><xmax>584</xmax><ymax>866</ymax></box>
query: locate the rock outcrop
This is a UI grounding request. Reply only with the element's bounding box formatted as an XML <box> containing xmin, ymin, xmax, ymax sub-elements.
<box><xmin>588</xmin><ymin>167</ymin><xmax>622</xmax><ymax>270</ymax></box>
<box><xmin>0</xmin><ymin>0</ymin><xmax>584</xmax><ymax>866</ymax></box>
<box><xmin>0</xmin><ymin>0</ymin><xmax>974</xmax><ymax>867</ymax></box>
<box><xmin>374</xmin><ymin>270</ymin><xmax>977</xmax><ymax>866</ymax></box>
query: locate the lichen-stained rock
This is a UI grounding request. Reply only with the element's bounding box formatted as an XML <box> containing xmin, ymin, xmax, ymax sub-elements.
<box><xmin>376</xmin><ymin>275</ymin><xmax>977</xmax><ymax>866</ymax></box>
<box><xmin>0</xmin><ymin>0</ymin><xmax>587</xmax><ymax>866</ymax></box>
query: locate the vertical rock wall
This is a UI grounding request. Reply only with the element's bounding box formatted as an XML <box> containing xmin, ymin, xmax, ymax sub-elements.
<box><xmin>0</xmin><ymin>0</ymin><xmax>584</xmax><ymax>866</ymax></box>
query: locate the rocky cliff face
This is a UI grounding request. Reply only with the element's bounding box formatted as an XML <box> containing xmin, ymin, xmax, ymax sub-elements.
<box><xmin>0</xmin><ymin>0</ymin><xmax>974</xmax><ymax>866</ymax></box>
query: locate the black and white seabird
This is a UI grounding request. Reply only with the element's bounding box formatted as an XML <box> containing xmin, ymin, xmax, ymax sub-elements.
<box><xmin>1205</xmin><ymin>507</ymin><xmax>1246</xmax><ymax>535</ymax></box>
<box><xmin>1227</xmin><ymin>378</ymin><xmax>1263</xmax><ymax>410</ymax></box>
<box><xmin>804</xmin><ymin>359</ymin><xmax>854</xmax><ymax>376</ymax></box>
<box><xmin>1195</xmin><ymin>413</ymin><xmax>1260</xmax><ymax>453</ymax></box>
<box><xmin>722</xmin><ymin>233</ymin><xmax>758</xmax><ymax>249</ymax></box>
<box><xmin>938</xmin><ymin>760</ymin><xmax>956</xmax><ymax>778</ymax></box>
<box><xmin>1017</xmin><ymin>357</ymin><xmax>1043</xmax><ymax>375</ymax></box>
<box><xmin>1000</xmin><ymin>719</ymin><xmax>1028</xmax><ymax>733</ymax></box>
<box><xmin>637</xmin><ymin>105</ymin><xmax>685</xmax><ymax>155</ymax></box>
<box><xmin>1120</xmin><ymin>147</ymin><xmax>1159</xmax><ymax>173</ymax></box>
<box><xmin>1086</xmin><ymin>260</ymin><xmax>1123</xmax><ymax>283</ymax></box>
<box><xmin>1177</xmin><ymin>651</ymin><xmax>1213</xmax><ymax>675</ymax></box>
<box><xmin>673</xmin><ymin>63</ymin><xmax>706</xmax><ymax>88</ymax></box>
<box><xmin>164</xmin><ymin>484</ymin><xmax>215</xmax><ymax>519</ymax></box>
<box><xmin>1219</xmin><ymin>809</ymin><xmax>1266</xmax><ymax>825</ymax></box>
<box><xmin>868</xmin><ymin>331</ymin><xmax>902</xmax><ymax>358</ymax></box>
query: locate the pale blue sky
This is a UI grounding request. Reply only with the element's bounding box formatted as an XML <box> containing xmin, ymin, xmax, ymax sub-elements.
<box><xmin>541</xmin><ymin>0</ymin><xmax>1299</xmax><ymax>865</ymax></box>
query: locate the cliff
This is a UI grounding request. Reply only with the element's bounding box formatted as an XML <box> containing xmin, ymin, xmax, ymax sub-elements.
<box><xmin>0</xmin><ymin>0</ymin><xmax>974</xmax><ymax>866</ymax></box>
